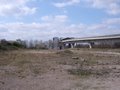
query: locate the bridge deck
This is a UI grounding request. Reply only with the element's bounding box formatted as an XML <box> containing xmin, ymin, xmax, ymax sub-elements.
<box><xmin>61</xmin><ymin>34</ymin><xmax>120</xmax><ymax>43</ymax></box>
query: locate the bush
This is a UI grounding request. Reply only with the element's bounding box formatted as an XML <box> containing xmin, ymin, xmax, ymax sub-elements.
<box><xmin>0</xmin><ymin>44</ymin><xmax>18</xmax><ymax>51</ymax></box>
<box><xmin>0</xmin><ymin>40</ymin><xmax>25</xmax><ymax>51</ymax></box>
<box><xmin>12</xmin><ymin>42</ymin><xmax>24</xmax><ymax>48</ymax></box>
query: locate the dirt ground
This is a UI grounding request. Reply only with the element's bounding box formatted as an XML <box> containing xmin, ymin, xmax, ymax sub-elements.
<box><xmin>0</xmin><ymin>49</ymin><xmax>120</xmax><ymax>90</ymax></box>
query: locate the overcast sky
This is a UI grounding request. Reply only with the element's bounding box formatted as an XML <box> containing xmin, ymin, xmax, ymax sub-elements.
<box><xmin>0</xmin><ymin>0</ymin><xmax>120</xmax><ymax>40</ymax></box>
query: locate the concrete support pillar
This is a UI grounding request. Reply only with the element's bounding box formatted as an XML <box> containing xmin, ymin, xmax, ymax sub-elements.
<box><xmin>88</xmin><ymin>42</ymin><xmax>94</xmax><ymax>49</ymax></box>
<box><xmin>61</xmin><ymin>43</ymin><xmax>65</xmax><ymax>49</ymax></box>
<box><xmin>71</xmin><ymin>43</ymin><xmax>74</xmax><ymax>48</ymax></box>
<box><xmin>74</xmin><ymin>43</ymin><xmax>77</xmax><ymax>47</ymax></box>
<box><xmin>88</xmin><ymin>43</ymin><xmax>92</xmax><ymax>49</ymax></box>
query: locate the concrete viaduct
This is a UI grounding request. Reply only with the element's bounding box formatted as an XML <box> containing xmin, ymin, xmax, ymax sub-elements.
<box><xmin>60</xmin><ymin>34</ymin><xmax>120</xmax><ymax>49</ymax></box>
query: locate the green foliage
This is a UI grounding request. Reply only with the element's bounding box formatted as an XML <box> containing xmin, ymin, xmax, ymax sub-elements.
<box><xmin>0</xmin><ymin>40</ymin><xmax>25</xmax><ymax>51</ymax></box>
<box><xmin>0</xmin><ymin>44</ymin><xmax>17</xmax><ymax>51</ymax></box>
<box><xmin>68</xmin><ymin>69</ymin><xmax>92</xmax><ymax>77</ymax></box>
<box><xmin>12</xmin><ymin>42</ymin><xmax>25</xmax><ymax>48</ymax></box>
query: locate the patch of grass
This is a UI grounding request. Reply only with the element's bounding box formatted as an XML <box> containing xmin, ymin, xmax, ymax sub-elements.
<box><xmin>68</xmin><ymin>69</ymin><xmax>92</xmax><ymax>77</ymax></box>
<box><xmin>67</xmin><ymin>67</ymin><xmax>111</xmax><ymax>77</ymax></box>
<box><xmin>58</xmin><ymin>61</ymin><xmax>68</xmax><ymax>65</ymax></box>
<box><xmin>56</xmin><ymin>50</ymin><xmax>73</xmax><ymax>56</ymax></box>
<box><xmin>31</xmin><ymin>67</ymin><xmax>41</xmax><ymax>75</ymax></box>
<box><xmin>0</xmin><ymin>53</ymin><xmax>16</xmax><ymax>66</ymax></box>
<box><xmin>63</xmin><ymin>50</ymin><xmax>73</xmax><ymax>54</ymax></box>
<box><xmin>16</xmin><ymin>60</ymin><xmax>31</xmax><ymax>66</ymax></box>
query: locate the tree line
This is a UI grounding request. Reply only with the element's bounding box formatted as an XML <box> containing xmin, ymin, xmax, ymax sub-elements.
<box><xmin>0</xmin><ymin>38</ymin><xmax>59</xmax><ymax>51</ymax></box>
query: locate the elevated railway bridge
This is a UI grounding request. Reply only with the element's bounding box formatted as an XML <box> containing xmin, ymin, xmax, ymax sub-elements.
<box><xmin>60</xmin><ymin>34</ymin><xmax>120</xmax><ymax>49</ymax></box>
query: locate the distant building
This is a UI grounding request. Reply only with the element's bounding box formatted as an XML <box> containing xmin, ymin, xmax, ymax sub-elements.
<box><xmin>53</xmin><ymin>37</ymin><xmax>60</xmax><ymax>50</ymax></box>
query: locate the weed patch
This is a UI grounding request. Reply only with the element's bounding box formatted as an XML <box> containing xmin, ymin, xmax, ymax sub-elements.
<box><xmin>68</xmin><ymin>69</ymin><xmax>92</xmax><ymax>77</ymax></box>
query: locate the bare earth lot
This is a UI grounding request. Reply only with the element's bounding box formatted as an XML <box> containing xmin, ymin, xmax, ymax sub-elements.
<box><xmin>0</xmin><ymin>49</ymin><xmax>120</xmax><ymax>90</ymax></box>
